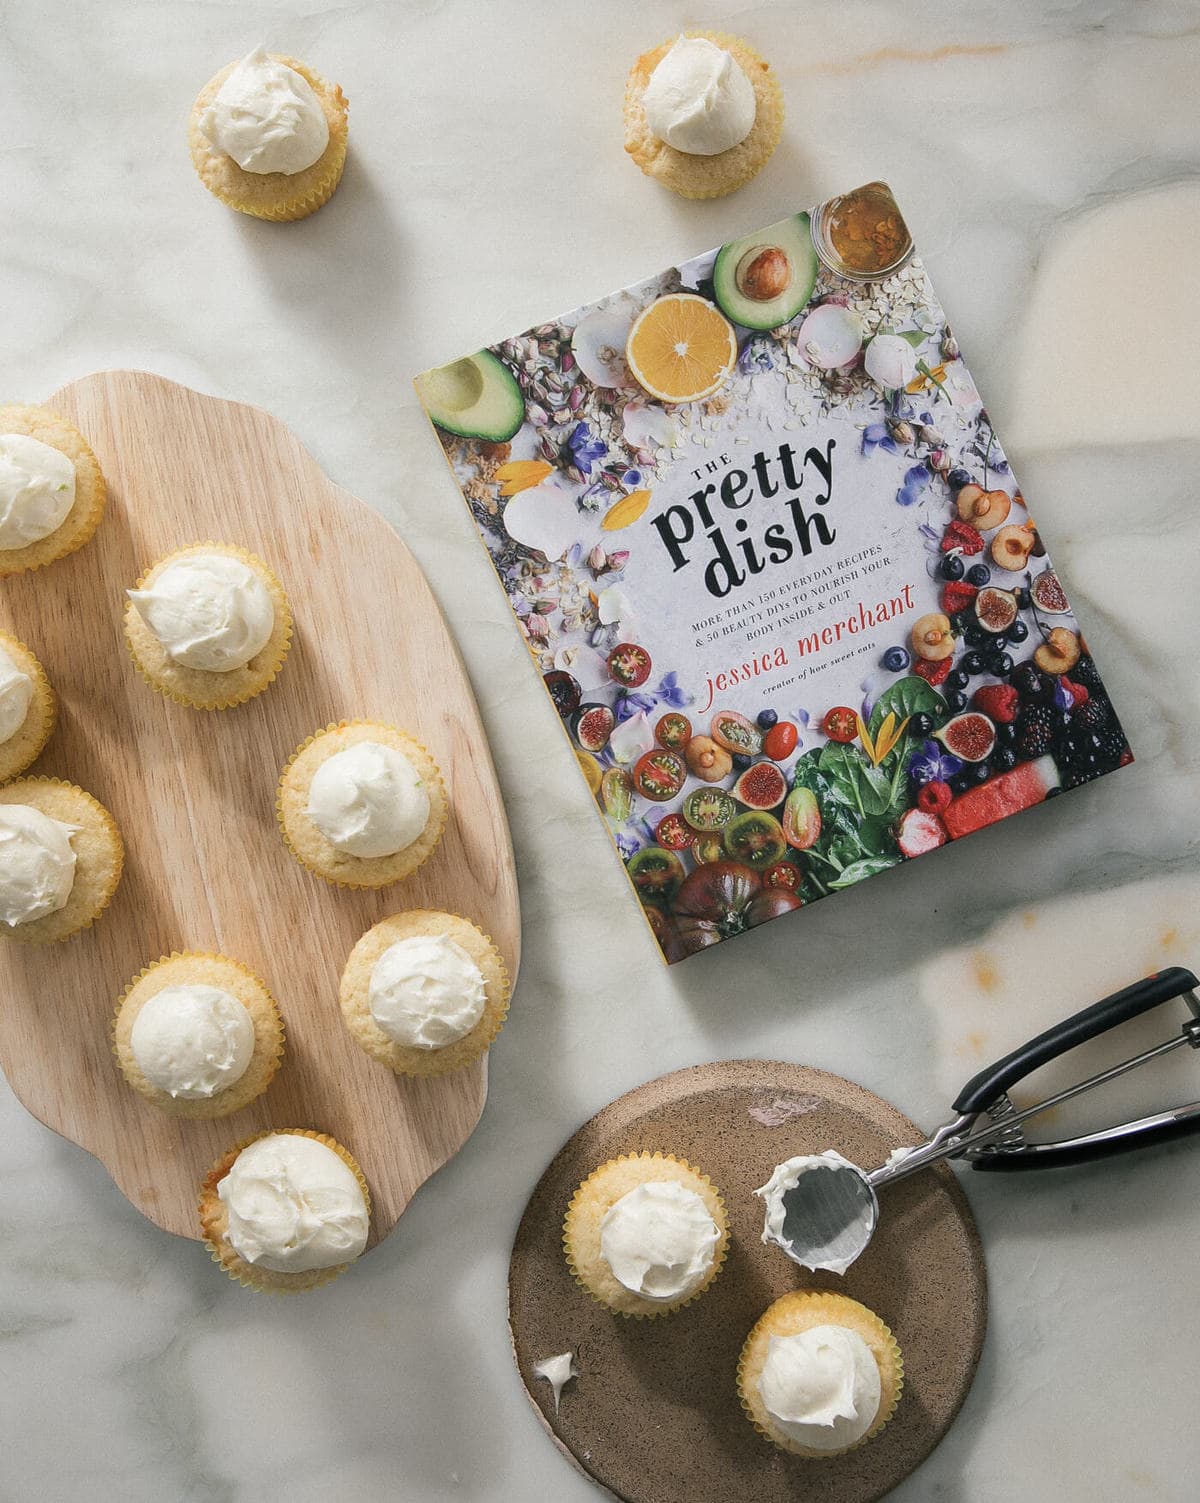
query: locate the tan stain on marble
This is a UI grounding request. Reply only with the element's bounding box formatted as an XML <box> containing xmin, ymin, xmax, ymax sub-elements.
<box><xmin>810</xmin><ymin>43</ymin><xmax>1006</xmax><ymax>76</ymax></box>
<box><xmin>1159</xmin><ymin>926</ymin><xmax>1179</xmax><ymax>951</ymax></box>
<box><xmin>972</xmin><ymin>951</ymin><xmax>1000</xmax><ymax>991</ymax></box>
<box><xmin>1021</xmin><ymin>911</ymin><xmax>1037</xmax><ymax>928</ymax></box>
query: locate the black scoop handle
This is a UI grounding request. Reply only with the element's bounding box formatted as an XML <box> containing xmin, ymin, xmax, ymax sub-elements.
<box><xmin>970</xmin><ymin>1105</ymin><xmax>1200</xmax><ymax>1171</ymax></box>
<box><xmin>953</xmin><ymin>966</ymin><xmax>1199</xmax><ymax>1116</ymax></box>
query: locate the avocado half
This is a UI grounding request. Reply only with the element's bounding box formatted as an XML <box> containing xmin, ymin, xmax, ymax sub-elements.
<box><xmin>712</xmin><ymin>213</ymin><xmax>819</xmax><ymax>332</ymax></box>
<box><xmin>416</xmin><ymin>349</ymin><xmax>524</xmax><ymax>443</ymax></box>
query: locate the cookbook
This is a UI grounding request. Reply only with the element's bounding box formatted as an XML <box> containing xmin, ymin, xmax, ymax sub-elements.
<box><xmin>416</xmin><ymin>183</ymin><xmax>1131</xmax><ymax>962</ymax></box>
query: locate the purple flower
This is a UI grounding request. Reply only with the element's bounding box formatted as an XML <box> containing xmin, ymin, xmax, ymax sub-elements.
<box><xmin>918</xmin><ymin>523</ymin><xmax>940</xmax><ymax>542</ymax></box>
<box><xmin>896</xmin><ymin>463</ymin><xmax>932</xmax><ymax>507</ymax></box>
<box><xmin>621</xmin><ymin>468</ymin><xmax>644</xmax><ymax>489</ymax></box>
<box><xmin>1054</xmin><ymin>680</ymin><xmax>1075</xmax><ymax>712</ymax></box>
<box><xmin>908</xmin><ymin>738</ymin><xmax>963</xmax><ymax>786</ymax></box>
<box><xmin>654</xmin><ymin>671</ymin><xmax>691</xmax><ymax>709</ymax></box>
<box><xmin>616</xmin><ymin>692</ymin><xmax>656</xmax><ymax>720</ymax></box>
<box><xmin>615</xmin><ymin>831</ymin><xmax>642</xmax><ymax>861</ymax></box>
<box><xmin>861</xmin><ymin>422</ymin><xmax>899</xmax><ymax>457</ymax></box>
<box><xmin>567</xmin><ymin>422</ymin><xmax>607</xmax><ymax>477</ymax></box>
<box><xmin>795</xmin><ymin>707</ymin><xmax>811</xmax><ymax>728</ymax></box>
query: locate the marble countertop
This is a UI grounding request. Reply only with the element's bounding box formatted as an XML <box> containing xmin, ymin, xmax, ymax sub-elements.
<box><xmin>3</xmin><ymin>3</ymin><xmax>1199</xmax><ymax>1499</ymax></box>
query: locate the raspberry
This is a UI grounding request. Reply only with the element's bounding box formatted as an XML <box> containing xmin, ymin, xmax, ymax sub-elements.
<box><xmin>914</xmin><ymin>656</ymin><xmax>954</xmax><ymax>687</ymax></box>
<box><xmin>1015</xmin><ymin>704</ymin><xmax>1055</xmax><ymax>760</ymax></box>
<box><xmin>940</xmin><ymin>519</ymin><xmax>985</xmax><ymax>556</ymax></box>
<box><xmin>918</xmin><ymin>780</ymin><xmax>953</xmax><ymax>815</ymax></box>
<box><xmin>973</xmin><ymin>683</ymin><xmax>1019</xmax><ymax>724</ymax></box>
<box><xmin>942</xmin><ymin>580</ymin><xmax>978</xmax><ymax>615</ymax></box>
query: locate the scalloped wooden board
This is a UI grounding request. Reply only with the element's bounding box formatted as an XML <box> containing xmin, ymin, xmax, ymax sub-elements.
<box><xmin>0</xmin><ymin>370</ymin><xmax>520</xmax><ymax>1248</ymax></box>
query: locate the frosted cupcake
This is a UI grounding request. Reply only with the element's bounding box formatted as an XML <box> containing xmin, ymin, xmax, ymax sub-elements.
<box><xmin>189</xmin><ymin>47</ymin><xmax>349</xmax><ymax>222</ymax></box>
<box><xmin>113</xmin><ymin>952</ymin><xmax>285</xmax><ymax>1119</ymax></box>
<box><xmin>738</xmin><ymin>1292</ymin><xmax>904</xmax><ymax>1457</ymax></box>
<box><xmin>563</xmin><ymin>1151</ymin><xmax>728</xmax><ymax>1318</ymax></box>
<box><xmin>338</xmin><ymin>910</ymin><xmax>509</xmax><ymax>1077</ymax></box>
<box><xmin>0</xmin><ymin>405</ymin><xmax>106</xmax><ymax>575</ymax></box>
<box><xmin>124</xmin><ymin>543</ymin><xmax>292</xmax><ymax>709</ymax></box>
<box><xmin>0</xmin><ymin>632</ymin><xmax>54</xmax><ymax>782</ymax></box>
<box><xmin>199</xmin><ymin>1129</ymin><xmax>370</xmax><ymax>1292</ymax></box>
<box><xmin>623</xmin><ymin>33</ymin><xmax>783</xmax><ymax>200</ymax></box>
<box><xmin>277</xmin><ymin>721</ymin><xmax>447</xmax><ymax>888</ymax></box>
<box><xmin>0</xmin><ymin>777</ymin><xmax>123</xmax><ymax>943</ymax></box>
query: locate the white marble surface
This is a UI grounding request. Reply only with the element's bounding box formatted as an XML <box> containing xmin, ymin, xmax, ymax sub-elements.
<box><xmin>3</xmin><ymin>3</ymin><xmax>1200</xmax><ymax>1499</ymax></box>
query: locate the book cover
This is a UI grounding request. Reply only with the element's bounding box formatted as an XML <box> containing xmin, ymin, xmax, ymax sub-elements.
<box><xmin>416</xmin><ymin>182</ymin><xmax>1132</xmax><ymax>962</ymax></box>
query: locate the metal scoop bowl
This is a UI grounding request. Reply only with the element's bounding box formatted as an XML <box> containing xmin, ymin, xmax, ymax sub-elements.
<box><xmin>769</xmin><ymin>967</ymin><xmax>1200</xmax><ymax>1273</ymax></box>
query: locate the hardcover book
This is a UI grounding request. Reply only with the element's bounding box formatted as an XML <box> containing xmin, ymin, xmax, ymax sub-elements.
<box><xmin>416</xmin><ymin>182</ymin><xmax>1131</xmax><ymax>962</ymax></box>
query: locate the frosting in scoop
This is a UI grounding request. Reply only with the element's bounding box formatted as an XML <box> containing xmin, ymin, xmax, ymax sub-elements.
<box><xmin>758</xmin><ymin>1325</ymin><xmax>882</xmax><ymax>1452</ymax></box>
<box><xmin>218</xmin><ymin>1133</ymin><xmax>369</xmax><ymax>1273</ymax></box>
<box><xmin>130</xmin><ymin>983</ymin><xmax>255</xmax><ymax>1100</ymax></box>
<box><xmin>642</xmin><ymin>37</ymin><xmax>756</xmax><ymax>156</ymax></box>
<box><xmin>0</xmin><ymin>434</ymin><xmax>75</xmax><ymax>551</ymax></box>
<box><xmin>368</xmin><ymin>933</ymin><xmax>485</xmax><ymax>1049</ymax></box>
<box><xmin>200</xmin><ymin>46</ymin><xmax>329</xmax><ymax>175</ymax></box>
<box><xmin>0</xmin><ymin>804</ymin><xmax>77</xmax><ymax>926</ymax></box>
<box><xmin>128</xmin><ymin>553</ymin><xmax>274</xmax><ymax>672</ymax></box>
<box><xmin>599</xmin><ymin>1180</ymin><xmax>720</xmax><ymax>1302</ymax></box>
<box><xmin>306</xmin><ymin>741</ymin><xmax>430</xmax><ymax>858</ymax></box>
<box><xmin>755</xmin><ymin>1150</ymin><xmax>875</xmax><ymax>1276</ymax></box>
<box><xmin>0</xmin><ymin>645</ymin><xmax>33</xmax><ymax>744</ymax></box>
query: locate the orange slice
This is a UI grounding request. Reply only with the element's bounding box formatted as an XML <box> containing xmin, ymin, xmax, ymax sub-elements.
<box><xmin>625</xmin><ymin>293</ymin><xmax>737</xmax><ymax>404</ymax></box>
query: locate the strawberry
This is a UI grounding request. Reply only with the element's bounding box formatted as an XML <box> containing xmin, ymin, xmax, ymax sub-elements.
<box><xmin>1060</xmin><ymin>677</ymin><xmax>1089</xmax><ymax>708</ymax></box>
<box><xmin>918</xmin><ymin>780</ymin><xmax>953</xmax><ymax>815</ymax></box>
<box><xmin>940</xmin><ymin>519</ymin><xmax>984</xmax><ymax>555</ymax></box>
<box><xmin>914</xmin><ymin>656</ymin><xmax>954</xmax><ymax>686</ymax></box>
<box><xmin>972</xmin><ymin>683</ymin><xmax>1020</xmax><ymax>724</ymax></box>
<box><xmin>942</xmin><ymin>580</ymin><xmax>978</xmax><ymax>615</ymax></box>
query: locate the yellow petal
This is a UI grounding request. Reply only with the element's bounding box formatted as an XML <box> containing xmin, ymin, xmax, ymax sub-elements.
<box><xmin>876</xmin><ymin>713</ymin><xmax>911</xmax><ymax>763</ymax></box>
<box><xmin>496</xmin><ymin>460</ymin><xmax>553</xmax><ymax>497</ymax></box>
<box><xmin>855</xmin><ymin>711</ymin><xmax>876</xmax><ymax>765</ymax></box>
<box><xmin>906</xmin><ymin>361</ymin><xmax>948</xmax><ymax>395</ymax></box>
<box><xmin>601</xmin><ymin>490</ymin><xmax>652</xmax><ymax>532</ymax></box>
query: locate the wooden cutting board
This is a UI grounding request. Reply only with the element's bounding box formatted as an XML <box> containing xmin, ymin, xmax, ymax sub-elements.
<box><xmin>0</xmin><ymin>370</ymin><xmax>520</xmax><ymax>1248</ymax></box>
<box><xmin>510</xmin><ymin>1061</ymin><xmax>986</xmax><ymax>1503</ymax></box>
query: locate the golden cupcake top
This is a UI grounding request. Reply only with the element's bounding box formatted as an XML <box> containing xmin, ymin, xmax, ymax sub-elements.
<box><xmin>0</xmin><ymin>404</ymin><xmax>106</xmax><ymax>575</ymax></box>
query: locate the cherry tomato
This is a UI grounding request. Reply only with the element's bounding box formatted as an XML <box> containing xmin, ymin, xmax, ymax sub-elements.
<box><xmin>633</xmin><ymin>749</ymin><xmax>686</xmax><ymax>802</ymax></box>
<box><xmin>626</xmin><ymin>845</ymin><xmax>685</xmax><ymax>901</ymax></box>
<box><xmin>822</xmin><ymin>706</ymin><xmax>858</xmax><ymax>743</ymax></box>
<box><xmin>655</xmin><ymin>711</ymin><xmax>692</xmax><ymax>752</ymax></box>
<box><xmin>763</xmin><ymin>861</ymin><xmax>802</xmax><ymax>892</ymax></box>
<box><xmin>762</xmin><ymin>720</ymin><xmax>798</xmax><ymax>761</ymax></box>
<box><xmin>655</xmin><ymin>812</ymin><xmax>696</xmax><ymax>851</ymax></box>
<box><xmin>710</xmin><ymin>711</ymin><xmax>762</xmax><ymax>756</ymax></box>
<box><xmin>608</xmin><ymin>642</ymin><xmax>652</xmax><ymax>688</ymax></box>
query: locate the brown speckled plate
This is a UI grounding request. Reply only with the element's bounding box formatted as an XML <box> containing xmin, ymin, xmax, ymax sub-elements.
<box><xmin>509</xmin><ymin>1060</ymin><xmax>987</xmax><ymax>1503</ymax></box>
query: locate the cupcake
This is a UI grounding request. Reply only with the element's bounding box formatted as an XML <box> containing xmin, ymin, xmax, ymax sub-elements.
<box><xmin>199</xmin><ymin>1129</ymin><xmax>370</xmax><ymax>1292</ymax></box>
<box><xmin>188</xmin><ymin>47</ymin><xmax>349</xmax><ymax>222</ymax></box>
<box><xmin>0</xmin><ymin>405</ymin><xmax>106</xmax><ymax>575</ymax></box>
<box><xmin>0</xmin><ymin>778</ymin><xmax>123</xmax><ymax>943</ymax></box>
<box><xmin>738</xmin><ymin>1292</ymin><xmax>903</xmax><ymax>1457</ymax></box>
<box><xmin>113</xmin><ymin>952</ymin><xmax>285</xmax><ymax>1119</ymax></box>
<box><xmin>623</xmin><ymin>33</ymin><xmax>783</xmax><ymax>200</ymax></box>
<box><xmin>0</xmin><ymin>632</ymin><xmax>54</xmax><ymax>783</ymax></box>
<box><xmin>338</xmin><ymin>910</ymin><xmax>509</xmax><ymax>1077</ymax></box>
<box><xmin>563</xmin><ymin>1151</ymin><xmax>728</xmax><ymax>1318</ymax></box>
<box><xmin>277</xmin><ymin>721</ymin><xmax>447</xmax><ymax>888</ymax></box>
<box><xmin>124</xmin><ymin>543</ymin><xmax>292</xmax><ymax>710</ymax></box>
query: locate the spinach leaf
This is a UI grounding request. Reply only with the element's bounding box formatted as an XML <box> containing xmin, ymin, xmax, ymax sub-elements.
<box><xmin>827</xmin><ymin>855</ymin><xmax>900</xmax><ymax>889</ymax></box>
<box><xmin>869</xmin><ymin>675</ymin><xmax>946</xmax><ymax>739</ymax></box>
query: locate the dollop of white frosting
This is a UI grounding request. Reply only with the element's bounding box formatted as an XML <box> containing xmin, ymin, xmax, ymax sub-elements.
<box><xmin>368</xmin><ymin>934</ymin><xmax>486</xmax><ymax>1050</ymax></box>
<box><xmin>533</xmin><ymin>1351</ymin><xmax>578</xmax><ymax>1413</ymax></box>
<box><xmin>0</xmin><ymin>804</ymin><xmax>77</xmax><ymax>927</ymax></box>
<box><xmin>599</xmin><ymin>1180</ymin><xmax>720</xmax><ymax>1302</ymax></box>
<box><xmin>200</xmin><ymin>46</ymin><xmax>329</xmax><ymax>175</ymax></box>
<box><xmin>218</xmin><ymin>1133</ymin><xmax>369</xmax><ymax>1273</ymax></box>
<box><xmin>0</xmin><ymin>434</ymin><xmax>75</xmax><ymax>551</ymax></box>
<box><xmin>130</xmin><ymin>983</ymin><xmax>255</xmax><ymax>1100</ymax></box>
<box><xmin>306</xmin><ymin>741</ymin><xmax>430</xmax><ymax>859</ymax></box>
<box><xmin>642</xmin><ymin>37</ymin><xmax>756</xmax><ymax>156</ymax></box>
<box><xmin>758</xmin><ymin>1325</ymin><xmax>882</xmax><ymax>1452</ymax></box>
<box><xmin>128</xmin><ymin>553</ymin><xmax>274</xmax><ymax>673</ymax></box>
<box><xmin>0</xmin><ymin>645</ymin><xmax>33</xmax><ymax>744</ymax></box>
<box><xmin>755</xmin><ymin>1150</ymin><xmax>875</xmax><ymax>1276</ymax></box>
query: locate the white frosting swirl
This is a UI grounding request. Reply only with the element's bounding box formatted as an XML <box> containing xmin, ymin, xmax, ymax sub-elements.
<box><xmin>0</xmin><ymin>645</ymin><xmax>33</xmax><ymax>744</ymax></box>
<box><xmin>642</xmin><ymin>37</ymin><xmax>756</xmax><ymax>156</ymax></box>
<box><xmin>130</xmin><ymin>983</ymin><xmax>255</xmax><ymax>1100</ymax></box>
<box><xmin>0</xmin><ymin>434</ymin><xmax>75</xmax><ymax>551</ymax></box>
<box><xmin>200</xmin><ymin>46</ymin><xmax>330</xmax><ymax>176</ymax></box>
<box><xmin>306</xmin><ymin>742</ymin><xmax>430</xmax><ymax>858</ymax></box>
<box><xmin>599</xmin><ymin>1180</ymin><xmax>720</xmax><ymax>1302</ymax></box>
<box><xmin>368</xmin><ymin>934</ymin><xmax>485</xmax><ymax>1049</ymax></box>
<box><xmin>218</xmin><ymin>1133</ymin><xmax>369</xmax><ymax>1273</ymax></box>
<box><xmin>128</xmin><ymin>553</ymin><xmax>274</xmax><ymax>673</ymax></box>
<box><xmin>758</xmin><ymin>1325</ymin><xmax>882</xmax><ymax>1452</ymax></box>
<box><xmin>0</xmin><ymin>804</ymin><xmax>77</xmax><ymax>927</ymax></box>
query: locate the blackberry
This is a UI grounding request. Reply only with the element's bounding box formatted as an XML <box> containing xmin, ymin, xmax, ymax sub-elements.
<box><xmin>949</xmin><ymin>771</ymin><xmax>974</xmax><ymax>794</ymax></box>
<box><xmin>1096</xmin><ymin>726</ymin><xmax>1130</xmax><ymax>769</ymax></box>
<box><xmin>993</xmin><ymin>745</ymin><xmax>1017</xmax><ymax>772</ymax></box>
<box><xmin>1073</xmin><ymin>656</ymin><xmax>1104</xmax><ymax>692</ymax></box>
<box><xmin>1012</xmin><ymin>662</ymin><xmax>1051</xmax><ymax>703</ymax></box>
<box><xmin>1073</xmin><ymin>698</ymin><xmax>1111</xmax><ymax>733</ymax></box>
<box><xmin>1060</xmin><ymin>765</ymin><xmax>1095</xmax><ymax>791</ymax></box>
<box><xmin>1015</xmin><ymin>704</ymin><xmax>1055</xmax><ymax>759</ymax></box>
<box><xmin>970</xmin><ymin>761</ymin><xmax>991</xmax><ymax>783</ymax></box>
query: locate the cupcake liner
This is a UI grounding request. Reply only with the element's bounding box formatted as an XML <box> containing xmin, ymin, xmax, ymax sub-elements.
<box><xmin>736</xmin><ymin>1291</ymin><xmax>904</xmax><ymax>1457</ymax></box>
<box><xmin>112</xmin><ymin>950</ymin><xmax>286</xmax><ymax>1119</ymax></box>
<box><xmin>0</xmin><ymin>776</ymin><xmax>123</xmax><ymax>944</ymax></box>
<box><xmin>562</xmin><ymin>1151</ymin><xmax>729</xmax><ymax>1319</ymax></box>
<box><xmin>0</xmin><ymin>631</ymin><xmax>55</xmax><ymax>783</ymax></box>
<box><xmin>623</xmin><ymin>32</ymin><xmax>784</xmax><ymax>200</ymax></box>
<box><xmin>188</xmin><ymin>56</ymin><xmax>349</xmax><ymax>223</ymax></box>
<box><xmin>0</xmin><ymin>405</ymin><xmax>107</xmax><ymax>575</ymax></box>
<box><xmin>338</xmin><ymin>910</ymin><xmax>510</xmax><ymax>1078</ymax></box>
<box><xmin>276</xmin><ymin>720</ymin><xmax>448</xmax><ymax>889</ymax></box>
<box><xmin>123</xmin><ymin>541</ymin><xmax>293</xmax><ymax>710</ymax></box>
<box><xmin>198</xmin><ymin>1128</ymin><xmax>371</xmax><ymax>1293</ymax></box>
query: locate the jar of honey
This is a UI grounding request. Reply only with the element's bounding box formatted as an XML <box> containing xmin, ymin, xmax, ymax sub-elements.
<box><xmin>810</xmin><ymin>181</ymin><xmax>914</xmax><ymax>281</ymax></box>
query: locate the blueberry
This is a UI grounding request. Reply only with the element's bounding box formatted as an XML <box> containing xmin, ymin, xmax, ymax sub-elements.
<box><xmin>940</xmin><ymin>554</ymin><xmax>965</xmax><ymax>581</ymax></box>
<box><xmin>1016</xmin><ymin>587</ymin><xmax>1032</xmax><ymax>610</ymax></box>
<box><xmin>993</xmin><ymin>746</ymin><xmax>1017</xmax><ymax>771</ymax></box>
<box><xmin>966</xmin><ymin>563</ymin><xmax>991</xmax><ymax>587</ymax></box>
<box><xmin>962</xmin><ymin>651</ymin><xmax>985</xmax><ymax>676</ymax></box>
<box><xmin>731</xmin><ymin>753</ymin><xmax>752</xmax><ymax>773</ymax></box>
<box><xmin>971</xmin><ymin>761</ymin><xmax>992</xmax><ymax>783</ymax></box>
<box><xmin>947</xmin><ymin>467</ymin><xmax>972</xmax><ymax>491</ymax></box>
<box><xmin>756</xmin><ymin>708</ymin><xmax>778</xmax><ymax>729</ymax></box>
<box><xmin>988</xmin><ymin>652</ymin><xmax>1014</xmax><ymax>677</ymax></box>
<box><xmin>1007</xmin><ymin>619</ymin><xmax>1029</xmax><ymax>644</ymax></box>
<box><xmin>882</xmin><ymin>646</ymin><xmax>910</xmax><ymax>673</ymax></box>
<box><xmin>946</xmin><ymin>668</ymin><xmax>969</xmax><ymax>691</ymax></box>
<box><xmin>910</xmin><ymin>713</ymin><xmax>934</xmax><ymax>738</ymax></box>
<box><xmin>996</xmin><ymin>722</ymin><xmax>1018</xmax><ymax>747</ymax></box>
<box><xmin>1012</xmin><ymin>663</ymin><xmax>1048</xmax><ymax>701</ymax></box>
<box><xmin>964</xmin><ymin>624</ymin><xmax>989</xmax><ymax>648</ymax></box>
<box><xmin>946</xmin><ymin>690</ymin><xmax>968</xmax><ymax>712</ymax></box>
<box><xmin>950</xmin><ymin>771</ymin><xmax>974</xmax><ymax>794</ymax></box>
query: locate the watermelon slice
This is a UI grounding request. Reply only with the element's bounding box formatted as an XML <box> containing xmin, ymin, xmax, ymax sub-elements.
<box><xmin>943</xmin><ymin>756</ymin><xmax>1060</xmax><ymax>839</ymax></box>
